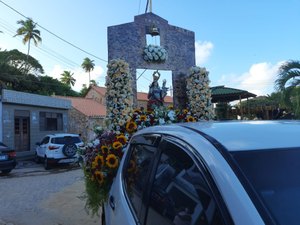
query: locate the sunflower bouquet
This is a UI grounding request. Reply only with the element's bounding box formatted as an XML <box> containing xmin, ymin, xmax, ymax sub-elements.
<box><xmin>81</xmin><ymin>106</ymin><xmax>202</xmax><ymax>215</ymax></box>
<box><xmin>81</xmin><ymin>130</ymin><xmax>127</xmax><ymax>215</ymax></box>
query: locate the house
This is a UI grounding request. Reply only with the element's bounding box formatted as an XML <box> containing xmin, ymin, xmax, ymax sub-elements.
<box><xmin>55</xmin><ymin>85</ymin><xmax>173</xmax><ymax>143</ymax></box>
<box><xmin>0</xmin><ymin>89</ymin><xmax>71</xmax><ymax>158</ymax></box>
<box><xmin>54</xmin><ymin>96</ymin><xmax>106</xmax><ymax>143</ymax></box>
<box><xmin>86</xmin><ymin>85</ymin><xmax>173</xmax><ymax>109</ymax></box>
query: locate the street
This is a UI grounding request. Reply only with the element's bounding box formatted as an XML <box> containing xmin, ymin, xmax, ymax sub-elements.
<box><xmin>0</xmin><ymin>161</ymin><xmax>100</xmax><ymax>225</ymax></box>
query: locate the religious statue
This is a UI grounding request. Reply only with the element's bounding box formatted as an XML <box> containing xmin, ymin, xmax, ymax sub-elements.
<box><xmin>147</xmin><ymin>70</ymin><xmax>168</xmax><ymax>111</ymax></box>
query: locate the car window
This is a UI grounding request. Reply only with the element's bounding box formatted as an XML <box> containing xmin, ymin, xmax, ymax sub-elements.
<box><xmin>51</xmin><ymin>136</ymin><xmax>81</xmax><ymax>144</ymax></box>
<box><xmin>41</xmin><ymin>137</ymin><xmax>50</xmax><ymax>145</ymax></box>
<box><xmin>123</xmin><ymin>142</ymin><xmax>157</xmax><ymax>221</ymax></box>
<box><xmin>145</xmin><ymin>141</ymin><xmax>226</xmax><ymax>225</ymax></box>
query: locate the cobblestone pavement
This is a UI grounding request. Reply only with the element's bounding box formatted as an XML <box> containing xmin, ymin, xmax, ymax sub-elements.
<box><xmin>0</xmin><ymin>160</ymin><xmax>100</xmax><ymax>225</ymax></box>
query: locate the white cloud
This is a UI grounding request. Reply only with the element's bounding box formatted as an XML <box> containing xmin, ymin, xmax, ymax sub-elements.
<box><xmin>195</xmin><ymin>41</ymin><xmax>214</xmax><ymax>65</ymax></box>
<box><xmin>48</xmin><ymin>65</ymin><xmax>104</xmax><ymax>92</ymax></box>
<box><xmin>217</xmin><ymin>62</ymin><xmax>283</xmax><ymax>96</ymax></box>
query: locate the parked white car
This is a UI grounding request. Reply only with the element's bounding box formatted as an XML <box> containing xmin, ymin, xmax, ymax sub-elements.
<box><xmin>35</xmin><ymin>133</ymin><xmax>84</xmax><ymax>170</ymax></box>
<box><xmin>103</xmin><ymin>120</ymin><xmax>300</xmax><ymax>225</ymax></box>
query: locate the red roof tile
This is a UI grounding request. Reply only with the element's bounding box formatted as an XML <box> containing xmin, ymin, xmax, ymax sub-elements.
<box><xmin>91</xmin><ymin>85</ymin><xmax>173</xmax><ymax>103</ymax></box>
<box><xmin>90</xmin><ymin>85</ymin><xmax>106</xmax><ymax>96</ymax></box>
<box><xmin>54</xmin><ymin>96</ymin><xmax>106</xmax><ymax>117</ymax></box>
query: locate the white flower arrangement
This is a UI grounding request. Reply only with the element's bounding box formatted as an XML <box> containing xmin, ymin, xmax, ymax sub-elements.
<box><xmin>105</xmin><ymin>59</ymin><xmax>134</xmax><ymax>130</ymax></box>
<box><xmin>186</xmin><ymin>66</ymin><xmax>215</xmax><ymax>120</ymax></box>
<box><xmin>143</xmin><ymin>44</ymin><xmax>168</xmax><ymax>62</ymax></box>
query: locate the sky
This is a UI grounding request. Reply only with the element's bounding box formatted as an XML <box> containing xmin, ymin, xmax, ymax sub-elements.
<box><xmin>0</xmin><ymin>0</ymin><xmax>299</xmax><ymax>97</ymax></box>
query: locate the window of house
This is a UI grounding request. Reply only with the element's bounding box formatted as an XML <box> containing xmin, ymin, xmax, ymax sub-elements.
<box><xmin>39</xmin><ymin>112</ymin><xmax>63</xmax><ymax>131</ymax></box>
<box><xmin>145</xmin><ymin>141</ymin><xmax>226</xmax><ymax>225</ymax></box>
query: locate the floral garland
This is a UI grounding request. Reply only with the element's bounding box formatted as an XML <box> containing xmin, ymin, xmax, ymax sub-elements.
<box><xmin>186</xmin><ymin>66</ymin><xmax>215</xmax><ymax>120</ymax></box>
<box><xmin>81</xmin><ymin>106</ymin><xmax>199</xmax><ymax>215</ymax></box>
<box><xmin>105</xmin><ymin>59</ymin><xmax>134</xmax><ymax>130</ymax></box>
<box><xmin>143</xmin><ymin>44</ymin><xmax>168</xmax><ymax>62</ymax></box>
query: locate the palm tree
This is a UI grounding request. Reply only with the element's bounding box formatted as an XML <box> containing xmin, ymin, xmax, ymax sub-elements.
<box><xmin>81</xmin><ymin>57</ymin><xmax>95</xmax><ymax>86</ymax></box>
<box><xmin>60</xmin><ymin>71</ymin><xmax>76</xmax><ymax>87</ymax></box>
<box><xmin>14</xmin><ymin>18</ymin><xmax>42</xmax><ymax>62</ymax></box>
<box><xmin>275</xmin><ymin>60</ymin><xmax>300</xmax><ymax>116</ymax></box>
<box><xmin>275</xmin><ymin>60</ymin><xmax>300</xmax><ymax>90</ymax></box>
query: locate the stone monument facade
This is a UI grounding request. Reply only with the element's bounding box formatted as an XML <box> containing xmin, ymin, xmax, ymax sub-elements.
<box><xmin>107</xmin><ymin>12</ymin><xmax>195</xmax><ymax>108</ymax></box>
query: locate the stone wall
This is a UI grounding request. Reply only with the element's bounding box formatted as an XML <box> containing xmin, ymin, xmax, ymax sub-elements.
<box><xmin>108</xmin><ymin>12</ymin><xmax>195</xmax><ymax>108</ymax></box>
<box><xmin>68</xmin><ymin>107</ymin><xmax>104</xmax><ymax>143</ymax></box>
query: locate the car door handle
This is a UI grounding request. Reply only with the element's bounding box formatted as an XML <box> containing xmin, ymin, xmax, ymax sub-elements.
<box><xmin>109</xmin><ymin>195</ymin><xmax>115</xmax><ymax>210</ymax></box>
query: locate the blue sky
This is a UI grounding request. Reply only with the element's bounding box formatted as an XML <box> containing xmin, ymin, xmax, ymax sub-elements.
<box><xmin>0</xmin><ymin>0</ymin><xmax>299</xmax><ymax>96</ymax></box>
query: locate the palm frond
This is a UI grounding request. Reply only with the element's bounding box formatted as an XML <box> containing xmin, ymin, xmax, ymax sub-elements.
<box><xmin>275</xmin><ymin>60</ymin><xmax>300</xmax><ymax>91</ymax></box>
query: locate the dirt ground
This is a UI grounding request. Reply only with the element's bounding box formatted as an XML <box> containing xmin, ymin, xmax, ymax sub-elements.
<box><xmin>40</xmin><ymin>180</ymin><xmax>100</xmax><ymax>225</ymax></box>
<box><xmin>0</xmin><ymin>163</ymin><xmax>101</xmax><ymax>225</ymax></box>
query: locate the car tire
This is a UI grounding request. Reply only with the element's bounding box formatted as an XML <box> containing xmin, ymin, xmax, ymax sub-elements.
<box><xmin>35</xmin><ymin>152</ymin><xmax>41</xmax><ymax>164</ymax></box>
<box><xmin>62</xmin><ymin>144</ymin><xmax>77</xmax><ymax>158</ymax></box>
<box><xmin>1</xmin><ymin>169</ymin><xmax>12</xmax><ymax>174</ymax></box>
<box><xmin>44</xmin><ymin>157</ymin><xmax>51</xmax><ymax>170</ymax></box>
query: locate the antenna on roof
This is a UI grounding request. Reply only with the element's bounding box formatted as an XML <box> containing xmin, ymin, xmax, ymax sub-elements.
<box><xmin>145</xmin><ymin>0</ymin><xmax>152</xmax><ymax>13</ymax></box>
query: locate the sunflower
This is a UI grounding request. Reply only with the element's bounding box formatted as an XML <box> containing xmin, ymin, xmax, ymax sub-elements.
<box><xmin>126</xmin><ymin>120</ymin><xmax>137</xmax><ymax>133</ymax></box>
<box><xmin>140</xmin><ymin>115</ymin><xmax>147</xmax><ymax>121</ymax></box>
<box><xmin>101</xmin><ymin>145</ymin><xmax>109</xmax><ymax>153</ymax></box>
<box><xmin>94</xmin><ymin>171</ymin><xmax>105</xmax><ymax>185</ymax></box>
<box><xmin>112</xmin><ymin>141</ymin><xmax>123</xmax><ymax>150</ymax></box>
<box><xmin>116</xmin><ymin>134</ymin><xmax>127</xmax><ymax>144</ymax></box>
<box><xmin>186</xmin><ymin>115</ymin><xmax>196</xmax><ymax>122</ymax></box>
<box><xmin>168</xmin><ymin>105</ymin><xmax>174</xmax><ymax>110</ymax></box>
<box><xmin>183</xmin><ymin>109</ymin><xmax>189</xmax><ymax>114</ymax></box>
<box><xmin>93</xmin><ymin>155</ymin><xmax>104</xmax><ymax>167</ymax></box>
<box><xmin>134</xmin><ymin>109</ymin><xmax>141</xmax><ymax>114</ymax></box>
<box><xmin>106</xmin><ymin>154</ymin><xmax>119</xmax><ymax>169</ymax></box>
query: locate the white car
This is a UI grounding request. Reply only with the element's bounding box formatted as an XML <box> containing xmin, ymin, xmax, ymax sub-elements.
<box><xmin>104</xmin><ymin>120</ymin><xmax>300</xmax><ymax>225</ymax></box>
<box><xmin>35</xmin><ymin>133</ymin><xmax>84</xmax><ymax>170</ymax></box>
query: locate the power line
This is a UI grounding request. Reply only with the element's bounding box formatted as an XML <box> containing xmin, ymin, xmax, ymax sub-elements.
<box><xmin>0</xmin><ymin>0</ymin><xmax>107</xmax><ymax>63</ymax></box>
<box><xmin>0</xmin><ymin>0</ymin><xmax>162</xmax><ymax>85</ymax></box>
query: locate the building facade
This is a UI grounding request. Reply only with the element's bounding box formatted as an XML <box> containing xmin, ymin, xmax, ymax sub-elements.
<box><xmin>0</xmin><ymin>89</ymin><xmax>71</xmax><ymax>158</ymax></box>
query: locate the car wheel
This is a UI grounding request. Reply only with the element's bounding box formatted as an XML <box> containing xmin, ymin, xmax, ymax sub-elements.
<box><xmin>1</xmin><ymin>169</ymin><xmax>12</xmax><ymax>174</ymax></box>
<box><xmin>62</xmin><ymin>144</ymin><xmax>77</xmax><ymax>158</ymax></box>
<box><xmin>44</xmin><ymin>157</ymin><xmax>51</xmax><ymax>170</ymax></box>
<box><xmin>35</xmin><ymin>152</ymin><xmax>41</xmax><ymax>164</ymax></box>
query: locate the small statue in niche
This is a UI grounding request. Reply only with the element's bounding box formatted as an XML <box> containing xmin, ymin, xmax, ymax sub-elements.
<box><xmin>147</xmin><ymin>70</ymin><xmax>168</xmax><ymax>111</ymax></box>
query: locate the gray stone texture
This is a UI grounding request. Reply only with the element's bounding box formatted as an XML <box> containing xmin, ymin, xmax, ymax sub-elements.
<box><xmin>108</xmin><ymin>13</ymin><xmax>195</xmax><ymax>108</ymax></box>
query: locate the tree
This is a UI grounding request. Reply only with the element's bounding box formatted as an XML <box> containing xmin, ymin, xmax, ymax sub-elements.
<box><xmin>60</xmin><ymin>71</ymin><xmax>76</xmax><ymax>87</ymax></box>
<box><xmin>275</xmin><ymin>60</ymin><xmax>300</xmax><ymax>114</ymax></box>
<box><xmin>275</xmin><ymin>60</ymin><xmax>300</xmax><ymax>91</ymax></box>
<box><xmin>81</xmin><ymin>57</ymin><xmax>95</xmax><ymax>86</ymax></box>
<box><xmin>0</xmin><ymin>49</ymin><xmax>44</xmax><ymax>90</ymax></box>
<box><xmin>14</xmin><ymin>18</ymin><xmax>42</xmax><ymax>68</ymax></box>
<box><xmin>79</xmin><ymin>84</ymin><xmax>89</xmax><ymax>97</ymax></box>
<box><xmin>0</xmin><ymin>49</ymin><xmax>44</xmax><ymax>75</ymax></box>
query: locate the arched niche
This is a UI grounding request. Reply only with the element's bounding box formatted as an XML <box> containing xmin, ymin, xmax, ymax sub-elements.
<box><xmin>107</xmin><ymin>12</ymin><xmax>195</xmax><ymax>108</ymax></box>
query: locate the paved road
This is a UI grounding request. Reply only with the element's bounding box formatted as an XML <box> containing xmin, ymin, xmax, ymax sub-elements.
<box><xmin>0</xmin><ymin>161</ymin><xmax>100</xmax><ymax>225</ymax></box>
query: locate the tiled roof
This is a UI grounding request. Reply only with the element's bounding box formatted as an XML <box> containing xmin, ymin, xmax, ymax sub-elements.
<box><xmin>137</xmin><ymin>92</ymin><xmax>172</xmax><ymax>103</ymax></box>
<box><xmin>54</xmin><ymin>96</ymin><xmax>106</xmax><ymax>117</ymax></box>
<box><xmin>90</xmin><ymin>85</ymin><xmax>106</xmax><ymax>96</ymax></box>
<box><xmin>91</xmin><ymin>85</ymin><xmax>173</xmax><ymax>103</ymax></box>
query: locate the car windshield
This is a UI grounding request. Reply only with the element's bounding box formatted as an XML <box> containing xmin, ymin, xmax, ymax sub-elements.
<box><xmin>231</xmin><ymin>148</ymin><xmax>300</xmax><ymax>225</ymax></box>
<box><xmin>51</xmin><ymin>136</ymin><xmax>81</xmax><ymax>145</ymax></box>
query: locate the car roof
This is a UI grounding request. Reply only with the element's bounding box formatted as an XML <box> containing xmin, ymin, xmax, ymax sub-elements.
<box><xmin>135</xmin><ymin>120</ymin><xmax>300</xmax><ymax>151</ymax></box>
<box><xmin>47</xmin><ymin>133</ymin><xmax>80</xmax><ymax>138</ymax></box>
